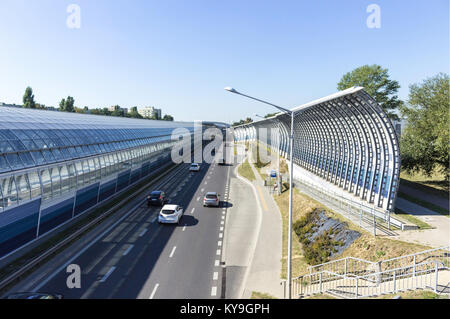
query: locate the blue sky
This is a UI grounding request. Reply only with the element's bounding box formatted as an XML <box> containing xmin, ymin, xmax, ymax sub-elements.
<box><xmin>0</xmin><ymin>0</ymin><xmax>448</xmax><ymax>123</ymax></box>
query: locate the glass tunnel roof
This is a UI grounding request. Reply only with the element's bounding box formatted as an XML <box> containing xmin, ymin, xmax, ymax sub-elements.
<box><xmin>0</xmin><ymin>106</ymin><xmax>198</xmax><ymax>174</ymax></box>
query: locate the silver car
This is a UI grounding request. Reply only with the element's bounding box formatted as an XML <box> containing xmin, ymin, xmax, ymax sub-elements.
<box><xmin>203</xmin><ymin>192</ymin><xmax>220</xmax><ymax>207</ymax></box>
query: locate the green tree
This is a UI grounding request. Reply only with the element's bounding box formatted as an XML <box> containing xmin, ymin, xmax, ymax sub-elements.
<box><xmin>400</xmin><ymin>73</ymin><xmax>449</xmax><ymax>179</ymax></box>
<box><xmin>264</xmin><ymin>112</ymin><xmax>278</xmax><ymax>118</ymax></box>
<box><xmin>337</xmin><ymin>64</ymin><xmax>402</xmax><ymax>120</ymax></box>
<box><xmin>128</xmin><ymin>106</ymin><xmax>143</xmax><ymax>119</ymax></box>
<box><xmin>111</xmin><ymin>105</ymin><xmax>125</xmax><ymax>117</ymax></box>
<box><xmin>162</xmin><ymin>114</ymin><xmax>174</xmax><ymax>121</ymax></box>
<box><xmin>23</xmin><ymin>86</ymin><xmax>36</xmax><ymax>108</ymax></box>
<box><xmin>59</xmin><ymin>96</ymin><xmax>75</xmax><ymax>112</ymax></box>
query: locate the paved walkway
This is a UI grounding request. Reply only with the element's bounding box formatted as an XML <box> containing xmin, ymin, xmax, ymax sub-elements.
<box><xmin>244</xmin><ymin>159</ymin><xmax>284</xmax><ymax>298</ymax></box>
<box><xmin>393</xmin><ymin>198</ymin><xmax>450</xmax><ymax>248</ymax></box>
<box><xmin>223</xmin><ymin>154</ymin><xmax>284</xmax><ymax>299</ymax></box>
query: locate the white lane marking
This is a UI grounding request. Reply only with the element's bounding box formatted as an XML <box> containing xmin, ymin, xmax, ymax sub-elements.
<box><xmin>169</xmin><ymin>246</ymin><xmax>177</xmax><ymax>258</ymax></box>
<box><xmin>201</xmin><ymin>188</ymin><xmax>204</xmax><ymax>192</ymax></box>
<box><xmin>218</xmin><ymin>241</ymin><xmax>222</xmax><ymax>247</ymax></box>
<box><xmin>220</xmin><ymin>227</ymin><xmax>224</xmax><ymax>231</ymax></box>
<box><xmin>215</xmin><ymin>260</ymin><xmax>220</xmax><ymax>266</ymax></box>
<box><xmin>182</xmin><ymin>225</ymin><xmax>187</xmax><ymax>231</ymax></box>
<box><xmin>191</xmin><ymin>208</ymin><xmax>195</xmax><ymax>214</ymax></box>
<box><xmin>197</xmin><ymin>196</ymin><xmax>200</xmax><ymax>201</ymax></box>
<box><xmin>219</xmin><ymin>233</ymin><xmax>223</xmax><ymax>238</ymax></box>
<box><xmin>221</xmin><ymin>221</ymin><xmax>224</xmax><ymax>225</ymax></box>
<box><xmin>222</xmin><ymin>211</ymin><xmax>226</xmax><ymax>215</ymax></box>
<box><xmin>100</xmin><ymin>266</ymin><xmax>116</xmax><ymax>283</ymax></box>
<box><xmin>32</xmin><ymin>197</ymin><xmax>146</xmax><ymax>292</ymax></box>
<box><xmin>149</xmin><ymin>284</ymin><xmax>159</xmax><ymax>299</ymax></box>
<box><xmin>151</xmin><ymin>216</ymin><xmax>157</xmax><ymax>223</ymax></box>
<box><xmin>123</xmin><ymin>244</ymin><xmax>134</xmax><ymax>256</ymax></box>
<box><xmin>213</xmin><ymin>272</ymin><xmax>219</xmax><ymax>280</ymax></box>
<box><xmin>211</xmin><ymin>286</ymin><xmax>217</xmax><ymax>296</ymax></box>
<box><xmin>205</xmin><ymin>181</ymin><xmax>208</xmax><ymax>185</ymax></box>
<box><xmin>216</xmin><ymin>249</ymin><xmax>221</xmax><ymax>255</ymax></box>
<box><xmin>221</xmin><ymin>216</ymin><xmax>225</xmax><ymax>220</ymax></box>
<box><xmin>139</xmin><ymin>228</ymin><xmax>148</xmax><ymax>237</ymax></box>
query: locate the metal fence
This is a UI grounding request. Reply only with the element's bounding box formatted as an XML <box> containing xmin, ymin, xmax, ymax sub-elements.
<box><xmin>288</xmin><ymin>246</ymin><xmax>450</xmax><ymax>298</ymax></box>
<box><xmin>293</xmin><ymin>260</ymin><xmax>445</xmax><ymax>299</ymax></box>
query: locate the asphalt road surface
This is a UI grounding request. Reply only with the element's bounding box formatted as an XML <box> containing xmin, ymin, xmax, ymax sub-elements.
<box><xmin>5</xmin><ymin>145</ymin><xmax>233</xmax><ymax>299</ymax></box>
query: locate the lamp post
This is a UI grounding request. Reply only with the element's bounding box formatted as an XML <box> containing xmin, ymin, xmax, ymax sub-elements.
<box><xmin>225</xmin><ymin>87</ymin><xmax>295</xmax><ymax>299</ymax></box>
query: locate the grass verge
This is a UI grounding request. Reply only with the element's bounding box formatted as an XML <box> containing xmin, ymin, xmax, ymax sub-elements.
<box><xmin>251</xmin><ymin>291</ymin><xmax>278</xmax><ymax>299</ymax></box>
<box><xmin>394</xmin><ymin>208</ymin><xmax>433</xmax><ymax>229</ymax></box>
<box><xmin>238</xmin><ymin>158</ymin><xmax>256</xmax><ymax>181</ymax></box>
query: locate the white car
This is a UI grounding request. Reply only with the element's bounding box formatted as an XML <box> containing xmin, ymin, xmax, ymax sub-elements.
<box><xmin>158</xmin><ymin>204</ymin><xmax>184</xmax><ymax>224</ymax></box>
<box><xmin>189</xmin><ymin>163</ymin><xmax>201</xmax><ymax>172</ymax></box>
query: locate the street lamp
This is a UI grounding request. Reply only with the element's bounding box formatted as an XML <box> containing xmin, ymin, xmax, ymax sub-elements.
<box><xmin>225</xmin><ymin>86</ymin><xmax>296</xmax><ymax>299</ymax></box>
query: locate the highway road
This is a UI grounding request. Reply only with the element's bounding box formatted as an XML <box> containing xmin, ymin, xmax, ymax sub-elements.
<box><xmin>5</xmin><ymin>139</ymin><xmax>234</xmax><ymax>299</ymax></box>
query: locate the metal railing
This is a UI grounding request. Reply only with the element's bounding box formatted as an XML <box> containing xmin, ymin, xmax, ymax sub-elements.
<box><xmin>287</xmin><ymin>246</ymin><xmax>450</xmax><ymax>298</ymax></box>
<box><xmin>293</xmin><ymin>260</ymin><xmax>446</xmax><ymax>299</ymax></box>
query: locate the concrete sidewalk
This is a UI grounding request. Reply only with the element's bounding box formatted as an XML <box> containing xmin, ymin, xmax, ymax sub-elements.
<box><xmin>223</xmin><ymin>157</ymin><xmax>283</xmax><ymax>299</ymax></box>
<box><xmin>393</xmin><ymin>198</ymin><xmax>450</xmax><ymax>248</ymax></box>
<box><xmin>244</xmin><ymin>158</ymin><xmax>283</xmax><ymax>298</ymax></box>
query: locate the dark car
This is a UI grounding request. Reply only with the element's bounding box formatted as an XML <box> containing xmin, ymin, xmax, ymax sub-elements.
<box><xmin>5</xmin><ymin>292</ymin><xmax>63</xmax><ymax>299</ymax></box>
<box><xmin>147</xmin><ymin>191</ymin><xmax>168</xmax><ymax>206</ymax></box>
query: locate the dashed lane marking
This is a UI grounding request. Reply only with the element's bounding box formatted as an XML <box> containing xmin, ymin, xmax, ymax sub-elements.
<box><xmin>100</xmin><ymin>266</ymin><xmax>116</xmax><ymax>283</ymax></box>
<box><xmin>169</xmin><ymin>246</ymin><xmax>177</xmax><ymax>258</ymax></box>
<box><xmin>139</xmin><ymin>228</ymin><xmax>148</xmax><ymax>237</ymax></box>
<box><xmin>149</xmin><ymin>284</ymin><xmax>159</xmax><ymax>299</ymax></box>
<box><xmin>123</xmin><ymin>244</ymin><xmax>134</xmax><ymax>256</ymax></box>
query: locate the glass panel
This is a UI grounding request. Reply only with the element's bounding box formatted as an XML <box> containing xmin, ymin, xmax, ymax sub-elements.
<box><xmin>88</xmin><ymin>158</ymin><xmax>97</xmax><ymax>183</ymax></box>
<box><xmin>9</xmin><ymin>140</ymin><xmax>26</xmax><ymax>151</ymax></box>
<box><xmin>0</xmin><ymin>141</ymin><xmax>14</xmax><ymax>153</ymax></box>
<box><xmin>75</xmin><ymin>161</ymin><xmax>84</xmax><ymax>187</ymax></box>
<box><xmin>60</xmin><ymin>165</ymin><xmax>70</xmax><ymax>195</ymax></box>
<box><xmin>40</xmin><ymin>169</ymin><xmax>52</xmax><ymax>201</ymax></box>
<box><xmin>30</xmin><ymin>151</ymin><xmax>46</xmax><ymax>165</ymax></box>
<box><xmin>41</xmin><ymin>149</ymin><xmax>56</xmax><ymax>163</ymax></box>
<box><xmin>18</xmin><ymin>152</ymin><xmax>35</xmax><ymax>167</ymax></box>
<box><xmin>6</xmin><ymin>153</ymin><xmax>23</xmax><ymax>170</ymax></box>
<box><xmin>82</xmin><ymin>160</ymin><xmax>90</xmax><ymax>185</ymax></box>
<box><xmin>51</xmin><ymin>148</ymin><xmax>63</xmax><ymax>160</ymax></box>
<box><xmin>16</xmin><ymin>174</ymin><xmax>31</xmax><ymax>202</ymax></box>
<box><xmin>28</xmin><ymin>171</ymin><xmax>41</xmax><ymax>199</ymax></box>
<box><xmin>0</xmin><ymin>155</ymin><xmax>10</xmax><ymax>173</ymax></box>
<box><xmin>67</xmin><ymin>164</ymin><xmax>77</xmax><ymax>192</ymax></box>
<box><xmin>2</xmin><ymin>176</ymin><xmax>18</xmax><ymax>208</ymax></box>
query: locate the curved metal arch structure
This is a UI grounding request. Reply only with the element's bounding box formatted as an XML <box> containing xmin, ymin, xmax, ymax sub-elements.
<box><xmin>233</xmin><ymin>87</ymin><xmax>400</xmax><ymax>212</ymax></box>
